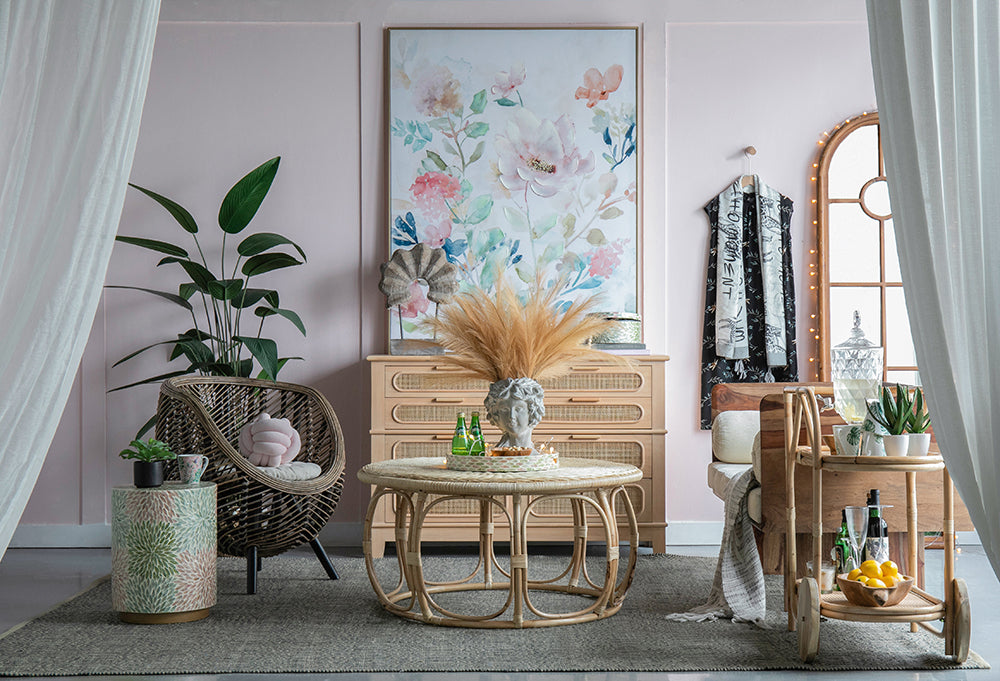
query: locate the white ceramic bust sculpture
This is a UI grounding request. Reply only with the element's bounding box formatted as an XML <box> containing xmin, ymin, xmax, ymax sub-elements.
<box><xmin>484</xmin><ymin>377</ymin><xmax>545</xmax><ymax>449</ymax></box>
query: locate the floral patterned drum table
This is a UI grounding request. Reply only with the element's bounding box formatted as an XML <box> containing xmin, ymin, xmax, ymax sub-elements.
<box><xmin>111</xmin><ymin>482</ymin><xmax>217</xmax><ymax>623</ymax></box>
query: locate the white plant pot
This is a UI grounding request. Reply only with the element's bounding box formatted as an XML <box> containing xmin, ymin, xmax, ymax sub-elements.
<box><xmin>883</xmin><ymin>434</ymin><xmax>910</xmax><ymax>457</ymax></box>
<box><xmin>907</xmin><ymin>432</ymin><xmax>932</xmax><ymax>457</ymax></box>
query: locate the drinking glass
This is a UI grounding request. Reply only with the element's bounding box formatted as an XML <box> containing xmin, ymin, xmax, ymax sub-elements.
<box><xmin>844</xmin><ymin>505</ymin><xmax>869</xmax><ymax>571</ymax></box>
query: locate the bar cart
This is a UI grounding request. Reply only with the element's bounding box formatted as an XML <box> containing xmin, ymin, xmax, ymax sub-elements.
<box><xmin>783</xmin><ymin>387</ymin><xmax>970</xmax><ymax>663</ymax></box>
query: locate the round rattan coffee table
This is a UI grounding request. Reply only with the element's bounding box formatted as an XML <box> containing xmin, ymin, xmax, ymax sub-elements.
<box><xmin>358</xmin><ymin>457</ymin><xmax>641</xmax><ymax>628</ymax></box>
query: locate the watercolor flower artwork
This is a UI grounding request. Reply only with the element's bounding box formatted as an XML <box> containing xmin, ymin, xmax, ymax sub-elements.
<box><xmin>388</xmin><ymin>28</ymin><xmax>639</xmax><ymax>344</ymax></box>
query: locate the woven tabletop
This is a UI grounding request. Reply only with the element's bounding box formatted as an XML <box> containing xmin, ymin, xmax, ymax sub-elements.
<box><xmin>358</xmin><ymin>457</ymin><xmax>642</xmax><ymax>495</ymax></box>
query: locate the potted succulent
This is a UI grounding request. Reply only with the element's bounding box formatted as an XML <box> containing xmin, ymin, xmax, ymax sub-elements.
<box><xmin>906</xmin><ymin>386</ymin><xmax>932</xmax><ymax>456</ymax></box>
<box><xmin>866</xmin><ymin>384</ymin><xmax>912</xmax><ymax>457</ymax></box>
<box><xmin>119</xmin><ymin>438</ymin><xmax>178</xmax><ymax>488</ymax></box>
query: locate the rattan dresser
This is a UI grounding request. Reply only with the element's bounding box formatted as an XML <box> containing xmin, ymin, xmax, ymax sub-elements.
<box><xmin>367</xmin><ymin>354</ymin><xmax>668</xmax><ymax>556</ymax></box>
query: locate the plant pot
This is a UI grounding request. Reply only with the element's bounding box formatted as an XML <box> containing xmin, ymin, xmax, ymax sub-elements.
<box><xmin>882</xmin><ymin>434</ymin><xmax>910</xmax><ymax>458</ymax></box>
<box><xmin>133</xmin><ymin>461</ymin><xmax>164</xmax><ymax>488</ymax></box>
<box><xmin>907</xmin><ymin>432</ymin><xmax>932</xmax><ymax>457</ymax></box>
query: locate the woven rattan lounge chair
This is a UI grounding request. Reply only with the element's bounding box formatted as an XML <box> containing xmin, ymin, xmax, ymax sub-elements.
<box><xmin>156</xmin><ymin>376</ymin><xmax>347</xmax><ymax>594</ymax></box>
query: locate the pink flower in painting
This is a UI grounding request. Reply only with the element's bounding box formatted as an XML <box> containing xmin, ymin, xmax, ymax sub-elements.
<box><xmin>411</xmin><ymin>65</ymin><xmax>463</xmax><ymax>117</ymax></box>
<box><xmin>625</xmin><ymin>181</ymin><xmax>637</xmax><ymax>203</ymax></box>
<box><xmin>575</xmin><ymin>65</ymin><xmax>624</xmax><ymax>108</ymax></box>
<box><xmin>398</xmin><ymin>281</ymin><xmax>431</xmax><ymax>318</ymax></box>
<box><xmin>423</xmin><ymin>221</ymin><xmax>452</xmax><ymax>247</ymax></box>
<box><xmin>411</xmin><ymin>171</ymin><xmax>462</xmax><ymax>223</ymax></box>
<box><xmin>495</xmin><ymin>109</ymin><xmax>595</xmax><ymax>198</ymax></box>
<box><xmin>491</xmin><ymin>63</ymin><xmax>526</xmax><ymax>99</ymax></box>
<box><xmin>587</xmin><ymin>240</ymin><xmax>626</xmax><ymax>279</ymax></box>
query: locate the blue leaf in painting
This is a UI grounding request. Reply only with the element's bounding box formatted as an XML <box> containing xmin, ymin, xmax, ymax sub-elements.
<box><xmin>603</xmin><ymin>126</ymin><xmax>612</xmax><ymax>146</ymax></box>
<box><xmin>625</xmin><ymin>122</ymin><xmax>636</xmax><ymax>143</ymax></box>
<box><xmin>392</xmin><ymin>213</ymin><xmax>418</xmax><ymax>246</ymax></box>
<box><xmin>511</xmin><ymin>254</ymin><xmax>522</xmax><ymax>265</ymax></box>
<box><xmin>555</xmin><ymin>300</ymin><xmax>572</xmax><ymax>314</ymax></box>
<box><xmin>442</xmin><ymin>238</ymin><xmax>467</xmax><ymax>263</ymax></box>
<box><xmin>576</xmin><ymin>278</ymin><xmax>602</xmax><ymax>289</ymax></box>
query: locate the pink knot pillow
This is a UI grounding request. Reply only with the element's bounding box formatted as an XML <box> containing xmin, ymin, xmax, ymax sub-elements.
<box><xmin>238</xmin><ymin>413</ymin><xmax>301</xmax><ymax>467</ymax></box>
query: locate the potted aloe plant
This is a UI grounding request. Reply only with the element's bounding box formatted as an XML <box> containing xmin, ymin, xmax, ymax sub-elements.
<box><xmin>906</xmin><ymin>386</ymin><xmax>932</xmax><ymax>456</ymax></box>
<box><xmin>119</xmin><ymin>438</ymin><xmax>177</xmax><ymax>488</ymax></box>
<box><xmin>866</xmin><ymin>384</ymin><xmax>912</xmax><ymax>457</ymax></box>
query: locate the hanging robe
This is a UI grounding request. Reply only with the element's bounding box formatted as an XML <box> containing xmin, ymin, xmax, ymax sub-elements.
<box><xmin>700</xmin><ymin>178</ymin><xmax>799</xmax><ymax>429</ymax></box>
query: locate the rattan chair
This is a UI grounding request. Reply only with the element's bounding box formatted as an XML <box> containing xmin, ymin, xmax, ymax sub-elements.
<box><xmin>156</xmin><ymin>376</ymin><xmax>346</xmax><ymax>594</ymax></box>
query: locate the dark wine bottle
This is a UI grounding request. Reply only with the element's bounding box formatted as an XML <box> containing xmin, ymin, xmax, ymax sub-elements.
<box><xmin>863</xmin><ymin>488</ymin><xmax>889</xmax><ymax>565</ymax></box>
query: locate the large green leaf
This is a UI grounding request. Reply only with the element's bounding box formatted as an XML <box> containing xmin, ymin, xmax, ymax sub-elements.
<box><xmin>170</xmin><ymin>338</ymin><xmax>215</xmax><ymax>365</ymax></box>
<box><xmin>254</xmin><ymin>306</ymin><xmax>306</xmax><ymax>335</ymax></box>
<box><xmin>237</xmin><ymin>232</ymin><xmax>306</xmax><ymax>261</ymax></box>
<box><xmin>207</xmin><ymin>278</ymin><xmax>244</xmax><ymax>301</ymax></box>
<box><xmin>159</xmin><ymin>258</ymin><xmax>216</xmax><ymax>290</ymax></box>
<box><xmin>256</xmin><ymin>356</ymin><xmax>302</xmax><ymax>381</ymax></box>
<box><xmin>115</xmin><ymin>236</ymin><xmax>188</xmax><ymax>258</ymax></box>
<box><xmin>113</xmin><ymin>339</ymin><xmax>183</xmax><ymax>368</ymax></box>
<box><xmin>235</xmin><ymin>336</ymin><xmax>279</xmax><ymax>382</ymax></box>
<box><xmin>218</xmin><ymin>157</ymin><xmax>280</xmax><ymax>234</ymax></box>
<box><xmin>104</xmin><ymin>285</ymin><xmax>192</xmax><ymax>311</ymax></box>
<box><xmin>108</xmin><ymin>369</ymin><xmax>193</xmax><ymax>393</ymax></box>
<box><xmin>128</xmin><ymin>183</ymin><xmax>199</xmax><ymax>234</ymax></box>
<box><xmin>231</xmin><ymin>288</ymin><xmax>276</xmax><ymax>309</ymax></box>
<box><xmin>241</xmin><ymin>252</ymin><xmax>301</xmax><ymax>277</ymax></box>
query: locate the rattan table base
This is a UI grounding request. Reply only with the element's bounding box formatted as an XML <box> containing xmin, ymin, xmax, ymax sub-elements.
<box><xmin>359</xmin><ymin>457</ymin><xmax>641</xmax><ymax>628</ymax></box>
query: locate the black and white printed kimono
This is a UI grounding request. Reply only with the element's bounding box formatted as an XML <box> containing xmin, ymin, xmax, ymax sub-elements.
<box><xmin>700</xmin><ymin>178</ymin><xmax>798</xmax><ymax>429</ymax></box>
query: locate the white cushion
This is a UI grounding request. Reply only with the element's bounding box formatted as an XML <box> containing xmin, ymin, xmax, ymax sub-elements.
<box><xmin>255</xmin><ymin>461</ymin><xmax>322</xmax><ymax>481</ymax></box>
<box><xmin>707</xmin><ymin>462</ymin><xmax>761</xmax><ymax>524</ymax></box>
<box><xmin>707</xmin><ymin>462</ymin><xmax>752</xmax><ymax>500</ymax></box>
<box><xmin>751</xmin><ymin>431</ymin><xmax>762</xmax><ymax>483</ymax></box>
<box><xmin>711</xmin><ymin>410</ymin><xmax>760</xmax><ymax>464</ymax></box>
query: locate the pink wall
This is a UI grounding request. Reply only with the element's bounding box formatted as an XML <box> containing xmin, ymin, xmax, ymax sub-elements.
<box><xmin>16</xmin><ymin>0</ymin><xmax>875</xmax><ymax>546</ymax></box>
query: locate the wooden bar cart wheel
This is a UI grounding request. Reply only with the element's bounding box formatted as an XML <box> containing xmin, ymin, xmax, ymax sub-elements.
<box><xmin>783</xmin><ymin>387</ymin><xmax>971</xmax><ymax>664</ymax></box>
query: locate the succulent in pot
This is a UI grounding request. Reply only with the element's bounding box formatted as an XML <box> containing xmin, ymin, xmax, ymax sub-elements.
<box><xmin>119</xmin><ymin>438</ymin><xmax>178</xmax><ymax>488</ymax></box>
<box><xmin>906</xmin><ymin>386</ymin><xmax>932</xmax><ymax>456</ymax></box>
<box><xmin>866</xmin><ymin>384</ymin><xmax>912</xmax><ymax>457</ymax></box>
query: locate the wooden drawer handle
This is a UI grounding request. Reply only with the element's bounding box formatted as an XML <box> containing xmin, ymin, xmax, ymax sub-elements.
<box><xmin>433</xmin><ymin>434</ymin><xmax>453</xmax><ymax>440</ymax></box>
<box><xmin>432</xmin><ymin>397</ymin><xmax>463</xmax><ymax>403</ymax></box>
<box><xmin>568</xmin><ymin>397</ymin><xmax>600</xmax><ymax>403</ymax></box>
<box><xmin>569</xmin><ymin>434</ymin><xmax>601</xmax><ymax>440</ymax></box>
<box><xmin>432</xmin><ymin>365</ymin><xmax>463</xmax><ymax>371</ymax></box>
<box><xmin>570</xmin><ymin>366</ymin><xmax>601</xmax><ymax>372</ymax></box>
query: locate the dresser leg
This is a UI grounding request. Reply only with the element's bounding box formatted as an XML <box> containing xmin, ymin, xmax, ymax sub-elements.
<box><xmin>310</xmin><ymin>537</ymin><xmax>340</xmax><ymax>580</ymax></box>
<box><xmin>246</xmin><ymin>546</ymin><xmax>259</xmax><ymax>594</ymax></box>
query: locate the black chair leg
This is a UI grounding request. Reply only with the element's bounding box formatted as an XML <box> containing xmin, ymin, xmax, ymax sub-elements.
<box><xmin>310</xmin><ymin>537</ymin><xmax>339</xmax><ymax>580</ymax></box>
<box><xmin>246</xmin><ymin>546</ymin><xmax>259</xmax><ymax>594</ymax></box>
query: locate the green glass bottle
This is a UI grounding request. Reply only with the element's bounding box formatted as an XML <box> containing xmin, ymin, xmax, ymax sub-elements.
<box><xmin>468</xmin><ymin>411</ymin><xmax>486</xmax><ymax>456</ymax></box>
<box><xmin>451</xmin><ymin>412</ymin><xmax>470</xmax><ymax>456</ymax></box>
<box><xmin>831</xmin><ymin>508</ymin><xmax>854</xmax><ymax>588</ymax></box>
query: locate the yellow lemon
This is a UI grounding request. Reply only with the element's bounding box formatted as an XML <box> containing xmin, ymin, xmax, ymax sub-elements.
<box><xmin>881</xmin><ymin>575</ymin><xmax>896</xmax><ymax>587</ymax></box>
<box><xmin>881</xmin><ymin>560</ymin><xmax>899</xmax><ymax>578</ymax></box>
<box><xmin>854</xmin><ymin>574</ymin><xmax>869</xmax><ymax>584</ymax></box>
<box><xmin>860</xmin><ymin>559</ymin><xmax>882</xmax><ymax>579</ymax></box>
<box><xmin>866</xmin><ymin>577</ymin><xmax>887</xmax><ymax>588</ymax></box>
<box><xmin>847</xmin><ymin>568</ymin><xmax>863</xmax><ymax>581</ymax></box>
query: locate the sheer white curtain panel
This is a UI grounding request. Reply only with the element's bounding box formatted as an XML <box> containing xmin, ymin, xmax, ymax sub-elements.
<box><xmin>0</xmin><ymin>0</ymin><xmax>160</xmax><ymax>560</ymax></box>
<box><xmin>868</xmin><ymin>0</ymin><xmax>1000</xmax><ymax>580</ymax></box>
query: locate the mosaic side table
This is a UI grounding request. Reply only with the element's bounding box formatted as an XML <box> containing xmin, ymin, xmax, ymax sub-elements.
<box><xmin>111</xmin><ymin>482</ymin><xmax>217</xmax><ymax>623</ymax></box>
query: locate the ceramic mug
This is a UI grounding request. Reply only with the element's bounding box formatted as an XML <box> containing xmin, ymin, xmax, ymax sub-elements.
<box><xmin>178</xmin><ymin>453</ymin><xmax>209</xmax><ymax>484</ymax></box>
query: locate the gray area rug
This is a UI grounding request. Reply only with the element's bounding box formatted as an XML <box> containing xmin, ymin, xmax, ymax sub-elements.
<box><xmin>0</xmin><ymin>553</ymin><xmax>988</xmax><ymax>675</ymax></box>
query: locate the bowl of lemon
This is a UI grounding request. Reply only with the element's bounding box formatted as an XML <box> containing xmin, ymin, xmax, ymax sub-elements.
<box><xmin>837</xmin><ymin>560</ymin><xmax>914</xmax><ymax>607</ymax></box>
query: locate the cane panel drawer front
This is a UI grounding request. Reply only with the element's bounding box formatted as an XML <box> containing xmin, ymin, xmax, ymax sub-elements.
<box><xmin>368</xmin><ymin>355</ymin><xmax>668</xmax><ymax>555</ymax></box>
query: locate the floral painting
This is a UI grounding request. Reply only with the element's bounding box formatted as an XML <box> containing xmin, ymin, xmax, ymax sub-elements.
<box><xmin>388</xmin><ymin>28</ymin><xmax>639</xmax><ymax>343</ymax></box>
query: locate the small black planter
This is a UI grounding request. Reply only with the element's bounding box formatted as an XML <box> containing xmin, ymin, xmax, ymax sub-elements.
<box><xmin>133</xmin><ymin>461</ymin><xmax>164</xmax><ymax>488</ymax></box>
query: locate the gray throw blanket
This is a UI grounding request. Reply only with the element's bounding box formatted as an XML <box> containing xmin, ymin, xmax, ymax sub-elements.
<box><xmin>665</xmin><ymin>468</ymin><xmax>766</xmax><ymax>626</ymax></box>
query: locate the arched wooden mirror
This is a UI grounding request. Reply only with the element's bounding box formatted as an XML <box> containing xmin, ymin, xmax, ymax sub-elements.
<box><xmin>815</xmin><ymin>112</ymin><xmax>918</xmax><ymax>384</ymax></box>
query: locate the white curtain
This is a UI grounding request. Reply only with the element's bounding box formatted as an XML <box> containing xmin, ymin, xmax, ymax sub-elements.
<box><xmin>0</xmin><ymin>0</ymin><xmax>160</xmax><ymax>560</ymax></box>
<box><xmin>868</xmin><ymin>1</ymin><xmax>1000</xmax><ymax>580</ymax></box>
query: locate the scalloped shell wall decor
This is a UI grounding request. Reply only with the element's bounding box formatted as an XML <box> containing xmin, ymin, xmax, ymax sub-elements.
<box><xmin>379</xmin><ymin>243</ymin><xmax>459</xmax><ymax>307</ymax></box>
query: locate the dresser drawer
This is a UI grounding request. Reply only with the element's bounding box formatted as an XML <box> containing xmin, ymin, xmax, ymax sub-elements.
<box><xmin>378</xmin><ymin>361</ymin><xmax>654</xmax><ymax>399</ymax></box>
<box><xmin>526</xmin><ymin>479</ymin><xmax>653</xmax><ymax>525</ymax></box>
<box><xmin>371</xmin><ymin>433</ymin><xmax>655</xmax><ymax>476</ymax></box>
<box><xmin>378</xmin><ymin>397</ymin><xmax>652</xmax><ymax>432</ymax></box>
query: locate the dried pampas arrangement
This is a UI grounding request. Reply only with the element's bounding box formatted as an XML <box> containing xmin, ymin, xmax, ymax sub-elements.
<box><xmin>423</xmin><ymin>278</ymin><xmax>622</xmax><ymax>382</ymax></box>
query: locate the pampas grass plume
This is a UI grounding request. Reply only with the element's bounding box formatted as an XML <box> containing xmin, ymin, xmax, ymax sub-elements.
<box><xmin>424</xmin><ymin>278</ymin><xmax>623</xmax><ymax>382</ymax></box>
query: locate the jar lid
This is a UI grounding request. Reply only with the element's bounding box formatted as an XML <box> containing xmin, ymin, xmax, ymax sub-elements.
<box><xmin>834</xmin><ymin>310</ymin><xmax>880</xmax><ymax>350</ymax></box>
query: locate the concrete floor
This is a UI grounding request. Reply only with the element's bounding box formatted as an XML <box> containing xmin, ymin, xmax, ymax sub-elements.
<box><xmin>1</xmin><ymin>544</ymin><xmax>998</xmax><ymax>680</ymax></box>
